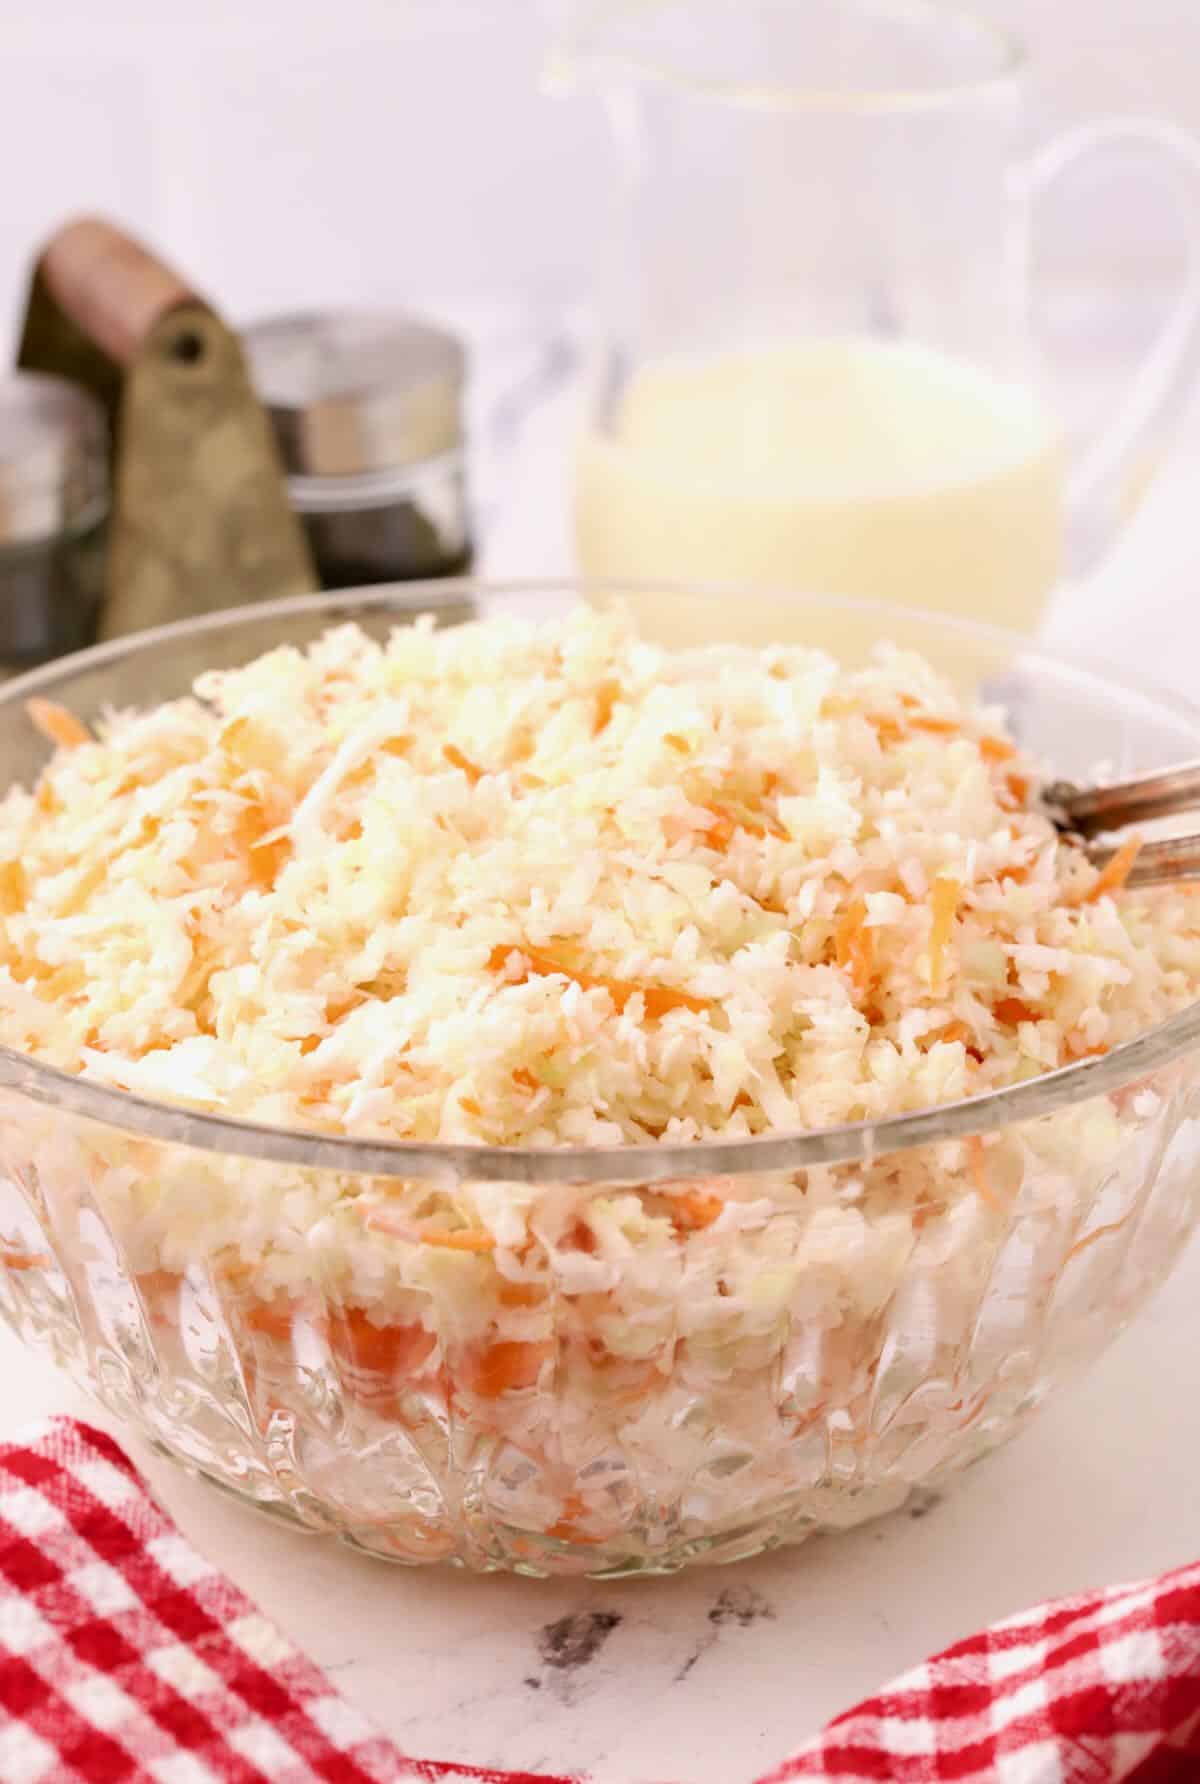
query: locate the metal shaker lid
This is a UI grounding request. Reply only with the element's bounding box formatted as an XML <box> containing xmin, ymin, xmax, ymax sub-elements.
<box><xmin>243</xmin><ymin>310</ymin><xmax>467</xmax><ymax>481</ymax></box>
<box><xmin>0</xmin><ymin>373</ymin><xmax>108</xmax><ymax>548</ymax></box>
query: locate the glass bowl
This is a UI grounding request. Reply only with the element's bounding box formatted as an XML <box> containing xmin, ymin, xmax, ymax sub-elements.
<box><xmin>1</xmin><ymin>581</ymin><xmax>1199</xmax><ymax>1579</ymax></box>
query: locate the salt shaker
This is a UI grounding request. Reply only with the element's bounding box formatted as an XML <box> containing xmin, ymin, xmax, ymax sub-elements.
<box><xmin>0</xmin><ymin>372</ymin><xmax>108</xmax><ymax>673</ymax></box>
<box><xmin>243</xmin><ymin>310</ymin><xmax>472</xmax><ymax>590</ymax></box>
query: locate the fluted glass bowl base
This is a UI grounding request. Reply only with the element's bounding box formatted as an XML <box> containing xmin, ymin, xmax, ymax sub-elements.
<box><xmin>137</xmin><ymin>1416</ymin><xmax>936</xmax><ymax>1576</ymax></box>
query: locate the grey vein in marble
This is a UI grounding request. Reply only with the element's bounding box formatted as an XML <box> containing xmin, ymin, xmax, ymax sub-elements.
<box><xmin>675</xmin><ymin>1586</ymin><xmax>776</xmax><ymax>1683</ymax></box>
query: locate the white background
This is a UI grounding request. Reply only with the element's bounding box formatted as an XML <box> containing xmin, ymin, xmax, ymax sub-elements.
<box><xmin>2</xmin><ymin>0</ymin><xmax>1200</xmax><ymax>350</ymax></box>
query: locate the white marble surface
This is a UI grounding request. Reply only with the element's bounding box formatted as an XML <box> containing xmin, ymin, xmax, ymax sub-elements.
<box><xmin>5</xmin><ymin>1256</ymin><xmax>1199</xmax><ymax>1784</ymax></box>
<box><xmin>5</xmin><ymin>346</ymin><xmax>1200</xmax><ymax>1784</ymax></box>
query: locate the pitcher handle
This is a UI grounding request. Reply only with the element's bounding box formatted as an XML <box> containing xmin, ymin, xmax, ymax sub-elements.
<box><xmin>1026</xmin><ymin>120</ymin><xmax>1200</xmax><ymax>578</ymax></box>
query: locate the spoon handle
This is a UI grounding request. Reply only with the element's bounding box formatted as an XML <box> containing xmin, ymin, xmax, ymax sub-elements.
<box><xmin>1045</xmin><ymin>761</ymin><xmax>1200</xmax><ymax>839</ymax></box>
<box><xmin>1087</xmin><ymin>831</ymin><xmax>1200</xmax><ymax>888</ymax></box>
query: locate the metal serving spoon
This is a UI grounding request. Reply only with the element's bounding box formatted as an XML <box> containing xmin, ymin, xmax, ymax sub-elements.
<box><xmin>1045</xmin><ymin>763</ymin><xmax>1200</xmax><ymax>888</ymax></box>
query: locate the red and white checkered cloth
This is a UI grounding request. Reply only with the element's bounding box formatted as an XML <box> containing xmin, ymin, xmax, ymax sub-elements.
<box><xmin>1</xmin><ymin>1419</ymin><xmax>1198</xmax><ymax>1784</ymax></box>
<box><xmin>766</xmin><ymin>1565</ymin><xmax>1200</xmax><ymax>1784</ymax></box>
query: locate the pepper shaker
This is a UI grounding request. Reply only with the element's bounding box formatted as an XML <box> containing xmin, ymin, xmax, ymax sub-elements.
<box><xmin>243</xmin><ymin>310</ymin><xmax>473</xmax><ymax>590</ymax></box>
<box><xmin>0</xmin><ymin>372</ymin><xmax>108</xmax><ymax>674</ymax></box>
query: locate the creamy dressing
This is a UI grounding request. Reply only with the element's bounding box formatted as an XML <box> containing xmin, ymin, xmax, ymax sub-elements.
<box><xmin>575</xmin><ymin>340</ymin><xmax>1064</xmax><ymax>645</ymax></box>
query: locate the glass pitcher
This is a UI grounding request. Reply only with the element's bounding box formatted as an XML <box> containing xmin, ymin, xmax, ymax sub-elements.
<box><xmin>556</xmin><ymin>0</ymin><xmax>1200</xmax><ymax>643</ymax></box>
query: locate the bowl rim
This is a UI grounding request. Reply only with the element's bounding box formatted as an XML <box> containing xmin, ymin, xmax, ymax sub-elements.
<box><xmin>2</xmin><ymin>577</ymin><xmax>1199</xmax><ymax>1184</ymax></box>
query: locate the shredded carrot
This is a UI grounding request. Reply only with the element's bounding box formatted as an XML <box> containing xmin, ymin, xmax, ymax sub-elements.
<box><xmin>508</xmin><ymin>725</ymin><xmax>535</xmax><ymax>763</ymax></box>
<box><xmin>131</xmin><ymin>1270</ymin><xmax>186</xmax><ymax>1333</ymax></box>
<box><xmin>1084</xmin><ymin>834</ymin><xmax>1142</xmax><ymax>904</ymax></box>
<box><xmin>243</xmin><ymin>1298</ymin><xmax>297</xmax><ymax>1342</ymax></box>
<box><xmin>327</xmin><ymin>989</ymin><xmax>370</xmax><ymax>1023</ymax></box>
<box><xmin>549</xmin><ymin>1519</ymin><xmax>602</xmax><ymax>1548</ymax></box>
<box><xmin>668</xmin><ymin>1186</ymin><xmax>724</xmax><ymax>1231</ymax></box>
<box><xmin>1065</xmin><ymin>1213</ymin><xmax>1133</xmax><ymax>1264</ymax></box>
<box><xmin>546</xmin><ymin>1495</ymin><xmax>605</xmax><ymax>1546</ymax></box>
<box><xmin>497</xmin><ymin>1281</ymin><xmax>546</xmax><ymax>1310</ymax></box>
<box><xmin>867</xmin><ymin>705</ymin><xmax>980</xmax><ymax>747</ymax></box>
<box><xmin>835</xmin><ymin>898</ymin><xmax>876</xmax><ymax>997</ymax></box>
<box><xmin>966</xmin><ymin>1135</ymin><xmax>1002</xmax><ymax>1210</ymax></box>
<box><xmin>927</xmin><ymin>877</ymin><xmax>961</xmax><ymax>991</ymax></box>
<box><xmin>663</xmin><ymin>733</ymin><xmax>690</xmax><ymax>754</ymax></box>
<box><xmin>0</xmin><ymin>861</ymin><xmax>26</xmax><ymax>915</ymax></box>
<box><xmin>0</xmin><ymin>1249</ymin><xmax>50</xmax><ymax>1272</ymax></box>
<box><xmin>512</xmin><ymin>1067</ymin><xmax>539</xmax><ymax>1092</ymax></box>
<box><xmin>979</xmin><ymin>735</ymin><xmax>1017</xmax><ymax>763</ymax></box>
<box><xmin>732</xmin><ymin>1090</ymin><xmax>754</xmax><ymax>1110</ymax></box>
<box><xmin>998</xmin><ymin>860</ymin><xmax>1030</xmax><ymax>885</ymax></box>
<box><xmin>867</xmin><ymin>714</ymin><xmax>905</xmax><ymax>746</ymax></box>
<box><xmin>698</xmin><ymin>801</ymin><xmax>785</xmax><ymax>848</ymax></box>
<box><xmin>630</xmin><ymin>978</ymin><xmax>710</xmax><ymax>1019</ymax></box>
<box><xmin>993</xmin><ymin>995</ymin><xmax>1038</xmax><ymax>1027</ymax></box>
<box><xmin>546</xmin><ymin>1496</ymin><xmax>596</xmax><ymax>1544</ymax></box>
<box><xmin>592</xmin><ymin>679</ymin><xmax>620</xmax><ymax>736</ymax></box>
<box><xmin>233</xmin><ymin>802</ymin><xmax>290</xmax><ymax>889</ymax></box>
<box><xmin>698</xmin><ymin>806</ymin><xmax>735</xmax><ymax>850</ymax></box>
<box><xmin>557</xmin><ymin>1218</ymin><xmax>595</xmax><ymax>1256</ymax></box>
<box><xmin>461</xmin><ymin>1339</ymin><xmax>550</xmax><ymax>1398</ymax></box>
<box><xmin>834</xmin><ymin>905</ymin><xmax>860</xmax><ymax>969</ymax></box>
<box><xmin>458</xmin><ymin>1096</ymin><xmax>482</xmax><ymax>1117</ymax></box>
<box><xmin>363</xmin><ymin>1206</ymin><xmax>496</xmax><ymax>1251</ymax></box>
<box><xmin>921</xmin><ymin>1021</ymin><xmax>981</xmax><ymax>1062</ymax></box>
<box><xmin>220</xmin><ymin>716</ymin><xmax>285</xmax><ymax>775</ymax></box>
<box><xmin>1004</xmin><ymin>771</ymin><xmax>1031</xmax><ymax>808</ymax></box>
<box><xmin>27</xmin><ymin>698</ymin><xmax>91</xmax><ymax>749</ymax></box>
<box><xmin>331</xmin><ymin>1309</ymin><xmax>436</xmax><ymax>1378</ymax></box>
<box><xmin>443</xmin><ymin>742</ymin><xmax>483</xmax><ymax>784</ymax></box>
<box><xmin>756</xmin><ymin>804</ymin><xmax>786</xmax><ymax>841</ymax></box>
<box><xmin>418</xmin><ymin>1226</ymin><xmax>496</xmax><ymax>1253</ymax></box>
<box><xmin>488</xmin><ymin>942</ymin><xmax>709</xmax><ymax>1018</ymax></box>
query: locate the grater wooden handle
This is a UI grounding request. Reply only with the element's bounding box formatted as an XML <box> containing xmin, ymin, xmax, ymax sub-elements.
<box><xmin>38</xmin><ymin>218</ymin><xmax>197</xmax><ymax>369</ymax></box>
<box><xmin>16</xmin><ymin>211</ymin><xmax>320</xmax><ymax>644</ymax></box>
